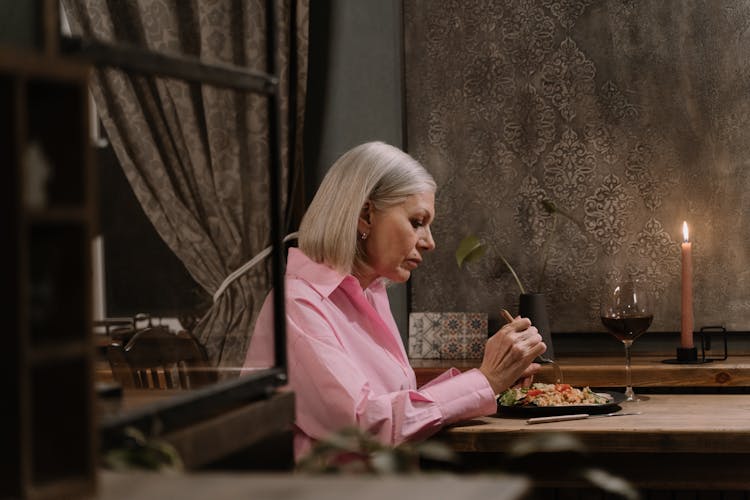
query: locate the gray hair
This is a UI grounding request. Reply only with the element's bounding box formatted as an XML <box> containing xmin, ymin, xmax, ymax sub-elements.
<box><xmin>298</xmin><ymin>141</ymin><xmax>436</xmax><ymax>275</ymax></box>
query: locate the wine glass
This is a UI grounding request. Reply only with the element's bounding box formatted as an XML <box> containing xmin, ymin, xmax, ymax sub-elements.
<box><xmin>600</xmin><ymin>277</ymin><xmax>653</xmax><ymax>402</ymax></box>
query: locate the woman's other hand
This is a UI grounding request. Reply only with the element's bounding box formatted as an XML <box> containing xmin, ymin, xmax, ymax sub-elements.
<box><xmin>478</xmin><ymin>316</ymin><xmax>546</xmax><ymax>395</ymax></box>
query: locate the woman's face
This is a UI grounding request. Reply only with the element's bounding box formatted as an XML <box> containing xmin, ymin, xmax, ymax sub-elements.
<box><xmin>358</xmin><ymin>191</ymin><xmax>436</xmax><ymax>287</ymax></box>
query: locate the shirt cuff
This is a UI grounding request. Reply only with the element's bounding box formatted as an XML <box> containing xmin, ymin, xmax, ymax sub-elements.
<box><xmin>420</xmin><ymin>368</ymin><xmax>497</xmax><ymax>424</ymax></box>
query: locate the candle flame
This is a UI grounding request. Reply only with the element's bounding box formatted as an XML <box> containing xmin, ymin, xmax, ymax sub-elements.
<box><xmin>682</xmin><ymin>221</ymin><xmax>689</xmax><ymax>242</ymax></box>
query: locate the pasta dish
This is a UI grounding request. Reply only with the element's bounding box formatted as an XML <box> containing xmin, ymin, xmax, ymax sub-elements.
<box><xmin>498</xmin><ymin>383</ymin><xmax>609</xmax><ymax>407</ymax></box>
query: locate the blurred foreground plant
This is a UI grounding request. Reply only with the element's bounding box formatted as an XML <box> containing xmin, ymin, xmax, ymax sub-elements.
<box><xmin>505</xmin><ymin>432</ymin><xmax>640</xmax><ymax>499</ymax></box>
<box><xmin>296</xmin><ymin>426</ymin><xmax>457</xmax><ymax>474</ymax></box>
<box><xmin>103</xmin><ymin>426</ymin><xmax>183</xmax><ymax>472</ymax></box>
<box><xmin>298</xmin><ymin>427</ymin><xmax>640</xmax><ymax>499</ymax></box>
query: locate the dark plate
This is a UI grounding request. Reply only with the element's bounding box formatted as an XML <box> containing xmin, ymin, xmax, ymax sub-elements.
<box><xmin>494</xmin><ymin>390</ymin><xmax>626</xmax><ymax>418</ymax></box>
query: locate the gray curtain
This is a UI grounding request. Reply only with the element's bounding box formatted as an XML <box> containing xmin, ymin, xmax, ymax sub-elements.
<box><xmin>63</xmin><ymin>0</ymin><xmax>309</xmax><ymax>370</ymax></box>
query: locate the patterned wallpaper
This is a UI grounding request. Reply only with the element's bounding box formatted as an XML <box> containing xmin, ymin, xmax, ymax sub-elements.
<box><xmin>404</xmin><ymin>0</ymin><xmax>750</xmax><ymax>333</ymax></box>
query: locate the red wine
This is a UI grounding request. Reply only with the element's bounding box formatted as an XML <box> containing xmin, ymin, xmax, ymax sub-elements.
<box><xmin>600</xmin><ymin>315</ymin><xmax>653</xmax><ymax>341</ymax></box>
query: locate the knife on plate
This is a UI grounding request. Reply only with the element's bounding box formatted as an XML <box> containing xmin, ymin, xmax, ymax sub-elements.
<box><xmin>526</xmin><ymin>411</ymin><xmax>642</xmax><ymax>425</ymax></box>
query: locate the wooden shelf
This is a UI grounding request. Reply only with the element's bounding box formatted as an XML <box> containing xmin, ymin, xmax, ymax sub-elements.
<box><xmin>411</xmin><ymin>355</ymin><xmax>750</xmax><ymax>389</ymax></box>
<box><xmin>25</xmin><ymin>207</ymin><xmax>91</xmax><ymax>223</ymax></box>
<box><xmin>2</xmin><ymin>43</ymin><xmax>96</xmax><ymax>499</ymax></box>
<box><xmin>29</xmin><ymin>340</ymin><xmax>92</xmax><ymax>365</ymax></box>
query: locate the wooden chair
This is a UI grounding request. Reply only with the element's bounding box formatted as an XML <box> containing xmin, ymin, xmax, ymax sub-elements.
<box><xmin>107</xmin><ymin>327</ymin><xmax>217</xmax><ymax>389</ymax></box>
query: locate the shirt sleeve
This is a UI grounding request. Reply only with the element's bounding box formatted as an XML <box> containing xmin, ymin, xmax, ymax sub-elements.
<box><xmin>286</xmin><ymin>300</ymin><xmax>497</xmax><ymax>447</ymax></box>
<box><xmin>418</xmin><ymin>368</ymin><xmax>497</xmax><ymax>425</ymax></box>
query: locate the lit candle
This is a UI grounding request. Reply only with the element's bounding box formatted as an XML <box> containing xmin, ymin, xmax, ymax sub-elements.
<box><xmin>680</xmin><ymin>221</ymin><xmax>694</xmax><ymax>349</ymax></box>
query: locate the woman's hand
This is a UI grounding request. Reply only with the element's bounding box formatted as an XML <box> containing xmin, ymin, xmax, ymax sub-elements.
<box><xmin>478</xmin><ymin>316</ymin><xmax>546</xmax><ymax>395</ymax></box>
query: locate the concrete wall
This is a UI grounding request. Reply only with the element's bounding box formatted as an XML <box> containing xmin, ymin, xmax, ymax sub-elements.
<box><xmin>304</xmin><ymin>0</ymin><xmax>409</xmax><ymax>341</ymax></box>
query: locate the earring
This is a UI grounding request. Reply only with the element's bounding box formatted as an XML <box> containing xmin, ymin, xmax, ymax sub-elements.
<box><xmin>360</xmin><ymin>232</ymin><xmax>368</xmax><ymax>240</ymax></box>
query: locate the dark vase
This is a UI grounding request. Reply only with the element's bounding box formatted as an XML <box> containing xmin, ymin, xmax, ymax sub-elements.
<box><xmin>518</xmin><ymin>293</ymin><xmax>555</xmax><ymax>361</ymax></box>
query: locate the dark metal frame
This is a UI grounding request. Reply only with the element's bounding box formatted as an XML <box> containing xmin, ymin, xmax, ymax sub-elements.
<box><xmin>60</xmin><ymin>36</ymin><xmax>278</xmax><ymax>94</ymax></box>
<box><xmin>62</xmin><ymin>0</ymin><xmax>288</xmax><ymax>446</ymax></box>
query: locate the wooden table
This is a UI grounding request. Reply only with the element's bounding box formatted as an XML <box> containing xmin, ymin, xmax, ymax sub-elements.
<box><xmin>411</xmin><ymin>355</ymin><xmax>750</xmax><ymax>388</ymax></box>
<box><xmin>97</xmin><ymin>471</ymin><xmax>530</xmax><ymax>500</ymax></box>
<box><xmin>435</xmin><ymin>394</ymin><xmax>750</xmax><ymax>490</ymax></box>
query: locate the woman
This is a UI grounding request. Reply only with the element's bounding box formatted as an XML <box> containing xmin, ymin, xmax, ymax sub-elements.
<box><xmin>244</xmin><ymin>141</ymin><xmax>546</xmax><ymax>460</ymax></box>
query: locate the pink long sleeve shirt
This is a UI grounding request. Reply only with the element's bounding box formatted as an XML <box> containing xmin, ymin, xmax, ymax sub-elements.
<box><xmin>243</xmin><ymin>248</ymin><xmax>497</xmax><ymax>460</ymax></box>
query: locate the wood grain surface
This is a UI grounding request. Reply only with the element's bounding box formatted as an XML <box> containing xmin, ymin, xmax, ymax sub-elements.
<box><xmin>411</xmin><ymin>355</ymin><xmax>750</xmax><ymax>388</ymax></box>
<box><xmin>98</xmin><ymin>471</ymin><xmax>530</xmax><ymax>500</ymax></box>
<box><xmin>436</xmin><ymin>394</ymin><xmax>750</xmax><ymax>489</ymax></box>
<box><xmin>441</xmin><ymin>394</ymin><xmax>750</xmax><ymax>454</ymax></box>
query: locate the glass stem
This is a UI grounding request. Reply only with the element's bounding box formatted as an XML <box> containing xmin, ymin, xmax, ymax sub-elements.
<box><xmin>623</xmin><ymin>339</ymin><xmax>634</xmax><ymax>401</ymax></box>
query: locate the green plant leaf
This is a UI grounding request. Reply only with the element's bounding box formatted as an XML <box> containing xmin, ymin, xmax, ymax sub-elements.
<box><xmin>455</xmin><ymin>235</ymin><xmax>487</xmax><ymax>268</ymax></box>
<box><xmin>499</xmin><ymin>252</ymin><xmax>526</xmax><ymax>294</ymax></box>
<box><xmin>103</xmin><ymin>427</ymin><xmax>183</xmax><ymax>472</ymax></box>
<box><xmin>541</xmin><ymin>198</ymin><xmax>586</xmax><ymax>233</ymax></box>
<box><xmin>580</xmin><ymin>468</ymin><xmax>641</xmax><ymax>500</ymax></box>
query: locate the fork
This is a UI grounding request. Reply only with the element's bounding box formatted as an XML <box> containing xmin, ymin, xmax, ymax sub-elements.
<box><xmin>502</xmin><ymin>309</ymin><xmax>564</xmax><ymax>383</ymax></box>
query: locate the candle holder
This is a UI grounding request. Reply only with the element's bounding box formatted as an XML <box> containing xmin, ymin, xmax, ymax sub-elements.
<box><xmin>675</xmin><ymin>346</ymin><xmax>699</xmax><ymax>362</ymax></box>
<box><xmin>662</xmin><ymin>326</ymin><xmax>728</xmax><ymax>364</ymax></box>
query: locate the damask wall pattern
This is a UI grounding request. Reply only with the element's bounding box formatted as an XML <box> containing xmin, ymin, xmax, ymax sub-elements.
<box><xmin>404</xmin><ymin>0</ymin><xmax>750</xmax><ymax>333</ymax></box>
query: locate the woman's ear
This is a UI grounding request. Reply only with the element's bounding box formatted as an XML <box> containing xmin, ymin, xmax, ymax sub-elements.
<box><xmin>358</xmin><ymin>200</ymin><xmax>372</xmax><ymax>233</ymax></box>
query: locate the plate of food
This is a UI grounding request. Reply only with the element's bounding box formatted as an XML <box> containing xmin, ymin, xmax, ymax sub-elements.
<box><xmin>495</xmin><ymin>383</ymin><xmax>625</xmax><ymax>418</ymax></box>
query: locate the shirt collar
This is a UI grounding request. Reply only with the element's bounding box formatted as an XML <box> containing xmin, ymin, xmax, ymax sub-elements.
<box><xmin>287</xmin><ymin>247</ymin><xmax>385</xmax><ymax>298</ymax></box>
